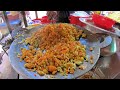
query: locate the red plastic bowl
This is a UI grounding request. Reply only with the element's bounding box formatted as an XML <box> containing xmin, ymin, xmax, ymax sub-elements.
<box><xmin>32</xmin><ymin>16</ymin><xmax>56</xmax><ymax>24</ymax></box>
<box><xmin>69</xmin><ymin>15</ymin><xmax>86</xmax><ymax>27</ymax></box>
<box><xmin>92</xmin><ymin>14</ymin><xmax>115</xmax><ymax>30</ymax></box>
<box><xmin>32</xmin><ymin>16</ymin><xmax>51</xmax><ymax>24</ymax></box>
<box><xmin>42</xmin><ymin>16</ymin><xmax>48</xmax><ymax>19</ymax></box>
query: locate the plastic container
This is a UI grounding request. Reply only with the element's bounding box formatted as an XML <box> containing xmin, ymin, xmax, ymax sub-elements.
<box><xmin>69</xmin><ymin>15</ymin><xmax>89</xmax><ymax>27</ymax></box>
<box><xmin>32</xmin><ymin>16</ymin><xmax>56</xmax><ymax>24</ymax></box>
<box><xmin>41</xmin><ymin>16</ymin><xmax>50</xmax><ymax>24</ymax></box>
<box><xmin>69</xmin><ymin>12</ymin><xmax>90</xmax><ymax>27</ymax></box>
<box><xmin>92</xmin><ymin>14</ymin><xmax>116</xmax><ymax>30</ymax></box>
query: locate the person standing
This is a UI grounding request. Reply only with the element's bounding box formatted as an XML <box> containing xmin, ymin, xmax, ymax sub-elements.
<box><xmin>47</xmin><ymin>11</ymin><xmax>75</xmax><ymax>23</ymax></box>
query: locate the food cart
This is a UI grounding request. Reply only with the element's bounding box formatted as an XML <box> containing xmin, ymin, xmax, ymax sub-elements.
<box><xmin>1</xmin><ymin>11</ymin><xmax>120</xmax><ymax>79</ymax></box>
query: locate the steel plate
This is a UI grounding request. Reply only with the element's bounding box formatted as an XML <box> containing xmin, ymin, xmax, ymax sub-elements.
<box><xmin>9</xmin><ymin>24</ymin><xmax>110</xmax><ymax>79</ymax></box>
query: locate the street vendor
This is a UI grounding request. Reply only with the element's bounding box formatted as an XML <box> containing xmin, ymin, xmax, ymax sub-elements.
<box><xmin>47</xmin><ymin>11</ymin><xmax>75</xmax><ymax>23</ymax></box>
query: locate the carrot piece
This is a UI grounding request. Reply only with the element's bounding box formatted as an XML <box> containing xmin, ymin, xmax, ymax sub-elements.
<box><xmin>48</xmin><ymin>65</ymin><xmax>57</xmax><ymax>73</ymax></box>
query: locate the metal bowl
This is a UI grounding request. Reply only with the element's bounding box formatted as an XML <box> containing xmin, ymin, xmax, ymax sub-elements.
<box><xmin>100</xmin><ymin>37</ymin><xmax>117</xmax><ymax>56</ymax></box>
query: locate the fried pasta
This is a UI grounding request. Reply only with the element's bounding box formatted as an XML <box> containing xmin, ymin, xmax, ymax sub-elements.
<box><xmin>20</xmin><ymin>23</ymin><xmax>86</xmax><ymax>76</ymax></box>
<box><xmin>25</xmin><ymin>23</ymin><xmax>83</xmax><ymax>50</ymax></box>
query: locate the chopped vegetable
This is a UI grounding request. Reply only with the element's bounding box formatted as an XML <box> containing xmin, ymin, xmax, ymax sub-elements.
<box><xmin>90</xmin><ymin>55</ymin><xmax>94</xmax><ymax>60</ymax></box>
<box><xmin>82</xmin><ymin>33</ymin><xmax>87</xmax><ymax>38</ymax></box>
<box><xmin>79</xmin><ymin>65</ymin><xmax>87</xmax><ymax>70</ymax></box>
<box><xmin>48</xmin><ymin>65</ymin><xmax>57</xmax><ymax>73</ymax></box>
<box><xmin>37</xmin><ymin>70</ymin><xmax>45</xmax><ymax>76</ymax></box>
<box><xmin>90</xmin><ymin>60</ymin><xmax>94</xmax><ymax>64</ymax></box>
<box><xmin>90</xmin><ymin>47</ymin><xmax>93</xmax><ymax>51</ymax></box>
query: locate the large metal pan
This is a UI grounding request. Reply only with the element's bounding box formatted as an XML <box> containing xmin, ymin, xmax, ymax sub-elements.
<box><xmin>9</xmin><ymin>24</ymin><xmax>112</xmax><ymax>79</ymax></box>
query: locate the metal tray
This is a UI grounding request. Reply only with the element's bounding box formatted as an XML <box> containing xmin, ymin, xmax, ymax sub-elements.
<box><xmin>9</xmin><ymin>24</ymin><xmax>112</xmax><ymax>79</ymax></box>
